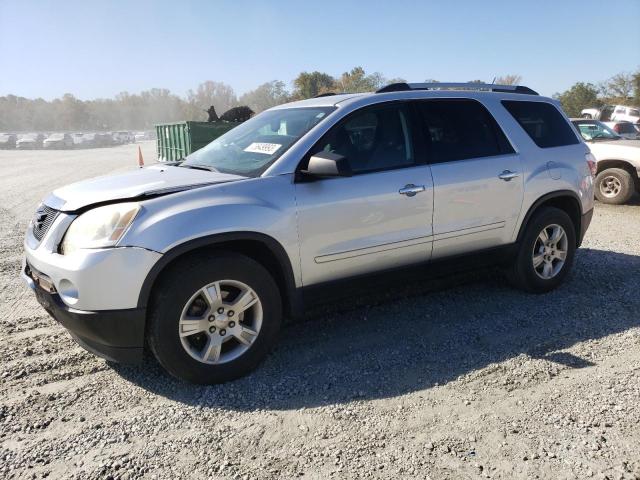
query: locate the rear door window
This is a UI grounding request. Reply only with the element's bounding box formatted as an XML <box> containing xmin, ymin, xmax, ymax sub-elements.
<box><xmin>415</xmin><ymin>99</ymin><xmax>514</xmax><ymax>163</ymax></box>
<box><xmin>502</xmin><ymin>101</ymin><xmax>579</xmax><ymax>148</ymax></box>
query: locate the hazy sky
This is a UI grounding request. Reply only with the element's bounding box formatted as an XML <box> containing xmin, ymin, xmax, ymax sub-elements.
<box><xmin>1</xmin><ymin>0</ymin><xmax>638</xmax><ymax>100</ymax></box>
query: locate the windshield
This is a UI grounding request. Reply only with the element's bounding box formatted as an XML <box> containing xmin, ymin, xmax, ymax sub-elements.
<box><xmin>183</xmin><ymin>107</ymin><xmax>335</xmax><ymax>176</ymax></box>
<box><xmin>573</xmin><ymin>121</ymin><xmax>620</xmax><ymax>141</ymax></box>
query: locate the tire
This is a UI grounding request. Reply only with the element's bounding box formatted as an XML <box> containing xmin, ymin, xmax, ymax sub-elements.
<box><xmin>506</xmin><ymin>207</ymin><xmax>576</xmax><ymax>293</ymax></box>
<box><xmin>594</xmin><ymin>168</ymin><xmax>634</xmax><ymax>205</ymax></box>
<box><xmin>148</xmin><ymin>252</ymin><xmax>282</xmax><ymax>384</ymax></box>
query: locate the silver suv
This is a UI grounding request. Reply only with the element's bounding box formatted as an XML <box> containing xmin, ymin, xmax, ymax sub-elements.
<box><xmin>22</xmin><ymin>83</ymin><xmax>595</xmax><ymax>384</ymax></box>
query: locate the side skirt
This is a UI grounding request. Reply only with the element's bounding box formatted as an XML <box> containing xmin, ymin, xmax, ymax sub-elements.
<box><xmin>300</xmin><ymin>243</ymin><xmax>518</xmax><ymax>311</ymax></box>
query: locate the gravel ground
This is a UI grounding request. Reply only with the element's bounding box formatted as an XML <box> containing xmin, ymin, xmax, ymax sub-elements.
<box><xmin>1</xmin><ymin>145</ymin><xmax>639</xmax><ymax>480</ymax></box>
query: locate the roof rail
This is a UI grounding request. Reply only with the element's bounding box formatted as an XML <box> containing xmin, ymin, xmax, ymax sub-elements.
<box><xmin>376</xmin><ymin>82</ymin><xmax>539</xmax><ymax>96</ymax></box>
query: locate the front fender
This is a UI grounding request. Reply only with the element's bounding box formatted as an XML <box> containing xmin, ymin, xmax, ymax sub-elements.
<box><xmin>120</xmin><ymin>173</ymin><xmax>302</xmax><ymax>289</ymax></box>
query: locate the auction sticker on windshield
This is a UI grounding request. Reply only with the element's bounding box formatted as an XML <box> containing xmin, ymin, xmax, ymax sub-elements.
<box><xmin>244</xmin><ymin>143</ymin><xmax>282</xmax><ymax>155</ymax></box>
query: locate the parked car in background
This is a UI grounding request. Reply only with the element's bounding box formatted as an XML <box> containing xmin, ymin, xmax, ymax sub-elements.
<box><xmin>96</xmin><ymin>133</ymin><xmax>116</xmax><ymax>147</ymax></box>
<box><xmin>603</xmin><ymin>121</ymin><xmax>640</xmax><ymax>140</ymax></box>
<box><xmin>0</xmin><ymin>133</ymin><xmax>17</xmax><ymax>149</ymax></box>
<box><xmin>16</xmin><ymin>133</ymin><xmax>45</xmax><ymax>149</ymax></box>
<box><xmin>581</xmin><ymin>105</ymin><xmax>640</xmax><ymax>124</ymax></box>
<box><xmin>43</xmin><ymin>133</ymin><xmax>74</xmax><ymax>149</ymax></box>
<box><xmin>134</xmin><ymin>131</ymin><xmax>147</xmax><ymax>142</ymax></box>
<box><xmin>76</xmin><ymin>133</ymin><xmax>97</xmax><ymax>148</ymax></box>
<box><xmin>23</xmin><ymin>82</ymin><xmax>595</xmax><ymax>384</ymax></box>
<box><xmin>572</xmin><ymin>119</ymin><xmax>640</xmax><ymax>204</ymax></box>
<box><xmin>112</xmin><ymin>131</ymin><xmax>134</xmax><ymax>144</ymax></box>
<box><xmin>72</xmin><ymin>133</ymin><xmax>89</xmax><ymax>148</ymax></box>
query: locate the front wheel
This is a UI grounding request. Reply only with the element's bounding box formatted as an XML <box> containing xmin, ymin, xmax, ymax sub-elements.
<box><xmin>148</xmin><ymin>252</ymin><xmax>282</xmax><ymax>384</ymax></box>
<box><xmin>506</xmin><ymin>207</ymin><xmax>576</xmax><ymax>293</ymax></box>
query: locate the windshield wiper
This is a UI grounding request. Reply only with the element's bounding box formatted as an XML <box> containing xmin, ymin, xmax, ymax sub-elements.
<box><xmin>179</xmin><ymin>164</ymin><xmax>220</xmax><ymax>173</ymax></box>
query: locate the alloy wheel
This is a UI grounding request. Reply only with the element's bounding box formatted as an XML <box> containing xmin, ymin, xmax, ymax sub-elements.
<box><xmin>178</xmin><ymin>280</ymin><xmax>263</xmax><ymax>365</ymax></box>
<box><xmin>532</xmin><ymin>224</ymin><xmax>568</xmax><ymax>280</ymax></box>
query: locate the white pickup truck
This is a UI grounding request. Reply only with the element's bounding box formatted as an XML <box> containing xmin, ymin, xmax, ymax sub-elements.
<box><xmin>572</xmin><ymin>119</ymin><xmax>640</xmax><ymax>204</ymax></box>
<box><xmin>581</xmin><ymin>105</ymin><xmax>640</xmax><ymax>124</ymax></box>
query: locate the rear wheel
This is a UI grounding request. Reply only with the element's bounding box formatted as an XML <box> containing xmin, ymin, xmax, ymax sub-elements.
<box><xmin>148</xmin><ymin>252</ymin><xmax>282</xmax><ymax>384</ymax></box>
<box><xmin>507</xmin><ymin>207</ymin><xmax>576</xmax><ymax>293</ymax></box>
<box><xmin>594</xmin><ymin>168</ymin><xmax>633</xmax><ymax>205</ymax></box>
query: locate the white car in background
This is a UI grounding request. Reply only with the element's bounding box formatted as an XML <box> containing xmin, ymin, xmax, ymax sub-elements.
<box><xmin>16</xmin><ymin>133</ymin><xmax>45</xmax><ymax>149</ymax></box>
<box><xmin>134</xmin><ymin>131</ymin><xmax>147</xmax><ymax>142</ymax></box>
<box><xmin>43</xmin><ymin>133</ymin><xmax>74</xmax><ymax>149</ymax></box>
<box><xmin>572</xmin><ymin>119</ymin><xmax>640</xmax><ymax>204</ymax></box>
<box><xmin>112</xmin><ymin>131</ymin><xmax>134</xmax><ymax>144</ymax></box>
<box><xmin>581</xmin><ymin>105</ymin><xmax>640</xmax><ymax>124</ymax></box>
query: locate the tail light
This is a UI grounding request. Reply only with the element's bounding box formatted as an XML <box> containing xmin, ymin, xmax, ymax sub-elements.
<box><xmin>612</xmin><ymin>124</ymin><xmax>621</xmax><ymax>133</ymax></box>
<box><xmin>585</xmin><ymin>152</ymin><xmax>597</xmax><ymax>177</ymax></box>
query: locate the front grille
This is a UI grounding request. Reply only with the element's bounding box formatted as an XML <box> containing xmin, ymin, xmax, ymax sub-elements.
<box><xmin>32</xmin><ymin>205</ymin><xmax>60</xmax><ymax>241</ymax></box>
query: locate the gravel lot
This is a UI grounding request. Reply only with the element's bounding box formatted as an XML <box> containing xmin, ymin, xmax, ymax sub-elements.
<box><xmin>1</xmin><ymin>144</ymin><xmax>639</xmax><ymax>480</ymax></box>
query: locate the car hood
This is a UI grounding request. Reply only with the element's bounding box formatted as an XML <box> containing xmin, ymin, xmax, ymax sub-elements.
<box><xmin>45</xmin><ymin>164</ymin><xmax>246</xmax><ymax>212</ymax></box>
<box><xmin>587</xmin><ymin>139</ymin><xmax>640</xmax><ymax>161</ymax></box>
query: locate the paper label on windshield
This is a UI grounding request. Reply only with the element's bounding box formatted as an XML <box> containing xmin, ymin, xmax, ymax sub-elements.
<box><xmin>244</xmin><ymin>142</ymin><xmax>281</xmax><ymax>155</ymax></box>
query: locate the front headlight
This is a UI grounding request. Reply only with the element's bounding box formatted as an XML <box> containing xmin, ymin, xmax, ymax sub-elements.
<box><xmin>60</xmin><ymin>202</ymin><xmax>140</xmax><ymax>255</ymax></box>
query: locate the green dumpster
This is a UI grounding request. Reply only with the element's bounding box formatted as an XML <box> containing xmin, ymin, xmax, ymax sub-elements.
<box><xmin>155</xmin><ymin>121</ymin><xmax>239</xmax><ymax>162</ymax></box>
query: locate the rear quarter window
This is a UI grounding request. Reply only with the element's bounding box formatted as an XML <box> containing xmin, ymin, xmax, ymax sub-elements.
<box><xmin>618</xmin><ymin>123</ymin><xmax>636</xmax><ymax>134</ymax></box>
<box><xmin>502</xmin><ymin>100</ymin><xmax>579</xmax><ymax>148</ymax></box>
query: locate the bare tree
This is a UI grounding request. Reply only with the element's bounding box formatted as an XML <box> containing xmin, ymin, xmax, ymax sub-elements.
<box><xmin>186</xmin><ymin>81</ymin><xmax>238</xmax><ymax>121</ymax></box>
<box><xmin>494</xmin><ymin>74</ymin><xmax>522</xmax><ymax>85</ymax></box>
<box><xmin>604</xmin><ymin>73</ymin><xmax>634</xmax><ymax>100</ymax></box>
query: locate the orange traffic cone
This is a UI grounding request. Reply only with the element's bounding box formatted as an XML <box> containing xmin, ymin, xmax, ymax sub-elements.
<box><xmin>138</xmin><ymin>146</ymin><xmax>144</xmax><ymax>168</ymax></box>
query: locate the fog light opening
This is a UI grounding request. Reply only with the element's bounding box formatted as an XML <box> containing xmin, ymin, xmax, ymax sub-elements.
<box><xmin>58</xmin><ymin>279</ymin><xmax>79</xmax><ymax>305</ymax></box>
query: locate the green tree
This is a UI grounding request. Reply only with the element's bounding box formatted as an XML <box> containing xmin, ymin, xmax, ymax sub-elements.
<box><xmin>239</xmin><ymin>80</ymin><xmax>290</xmax><ymax>113</ymax></box>
<box><xmin>336</xmin><ymin>67</ymin><xmax>385</xmax><ymax>93</ymax></box>
<box><xmin>554</xmin><ymin>82</ymin><xmax>601</xmax><ymax>117</ymax></box>
<box><xmin>292</xmin><ymin>71</ymin><xmax>336</xmax><ymax>99</ymax></box>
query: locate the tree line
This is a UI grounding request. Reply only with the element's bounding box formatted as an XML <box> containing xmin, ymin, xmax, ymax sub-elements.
<box><xmin>1</xmin><ymin>66</ymin><xmax>637</xmax><ymax>132</ymax></box>
<box><xmin>554</xmin><ymin>70</ymin><xmax>640</xmax><ymax>117</ymax></box>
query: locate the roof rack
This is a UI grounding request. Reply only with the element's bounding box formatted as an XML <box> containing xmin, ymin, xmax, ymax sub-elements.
<box><xmin>314</xmin><ymin>92</ymin><xmax>338</xmax><ymax>98</ymax></box>
<box><xmin>376</xmin><ymin>82</ymin><xmax>539</xmax><ymax>96</ymax></box>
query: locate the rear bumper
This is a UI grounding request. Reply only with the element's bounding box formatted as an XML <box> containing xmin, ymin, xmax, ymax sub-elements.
<box><xmin>23</xmin><ymin>266</ymin><xmax>145</xmax><ymax>363</ymax></box>
<box><xmin>579</xmin><ymin>208</ymin><xmax>593</xmax><ymax>246</ymax></box>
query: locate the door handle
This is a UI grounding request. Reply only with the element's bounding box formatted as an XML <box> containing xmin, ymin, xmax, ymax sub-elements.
<box><xmin>399</xmin><ymin>184</ymin><xmax>426</xmax><ymax>197</ymax></box>
<box><xmin>498</xmin><ymin>170</ymin><xmax>520</xmax><ymax>181</ymax></box>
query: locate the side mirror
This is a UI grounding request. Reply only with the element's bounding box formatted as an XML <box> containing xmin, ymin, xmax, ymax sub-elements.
<box><xmin>301</xmin><ymin>151</ymin><xmax>352</xmax><ymax>178</ymax></box>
